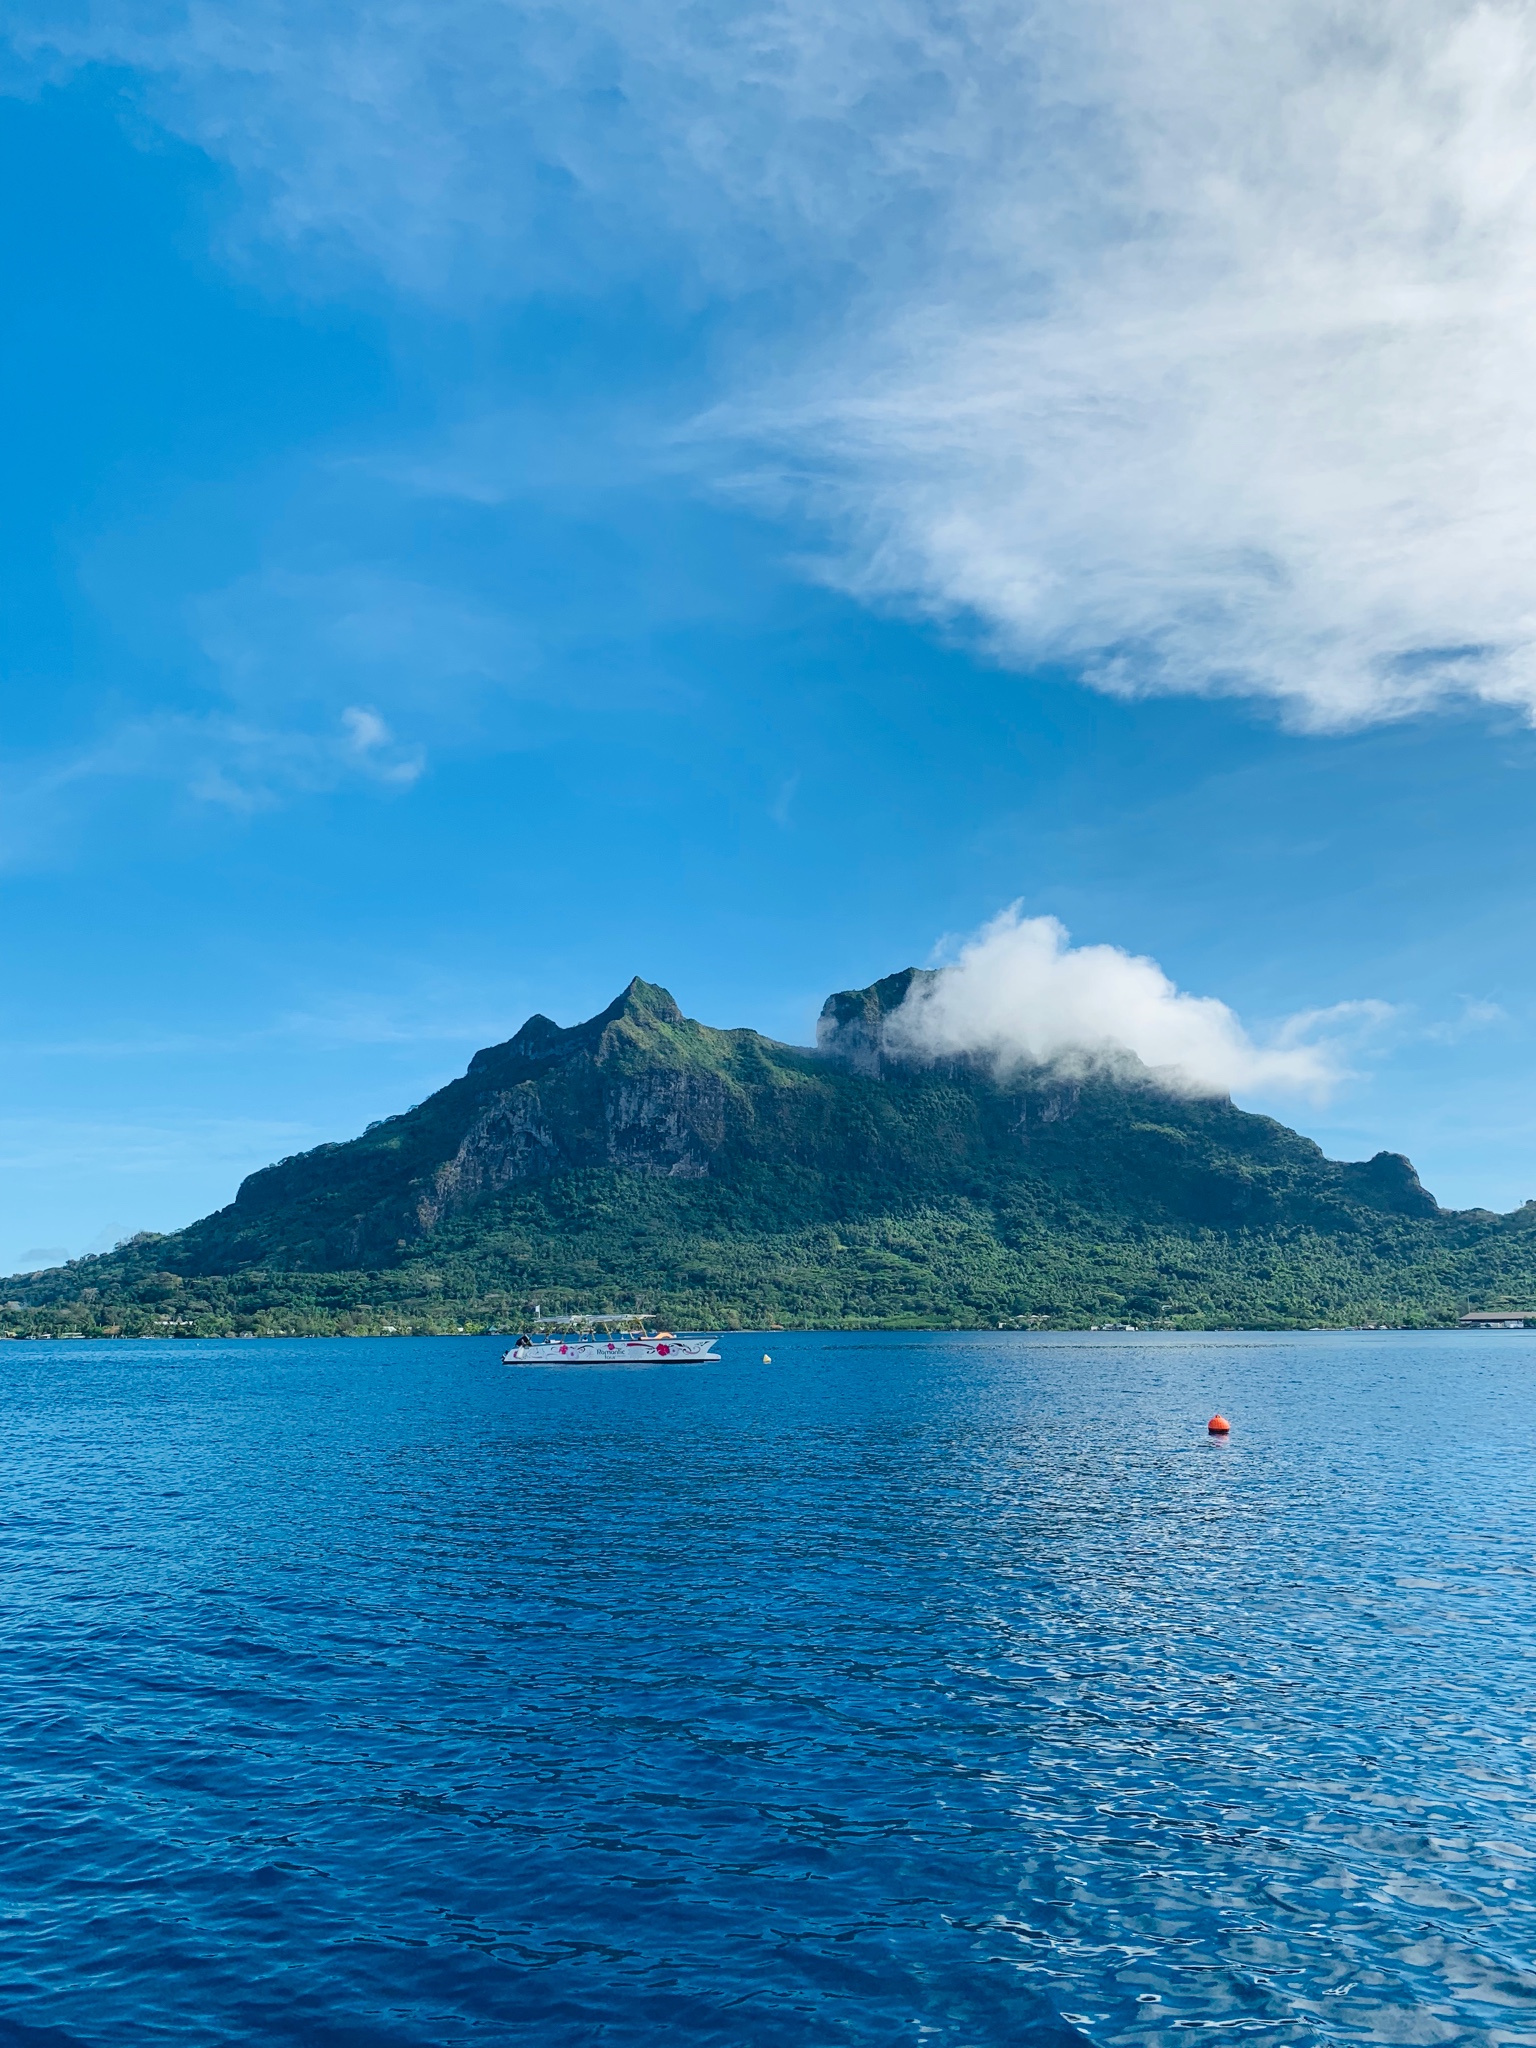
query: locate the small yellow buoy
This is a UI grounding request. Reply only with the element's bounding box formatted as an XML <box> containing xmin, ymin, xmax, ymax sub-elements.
<box><xmin>1207</xmin><ymin>1412</ymin><xmax>1231</xmax><ymax>1434</ymax></box>
<box><xmin>763</xmin><ymin>1352</ymin><xmax>772</xmax><ymax>1364</ymax></box>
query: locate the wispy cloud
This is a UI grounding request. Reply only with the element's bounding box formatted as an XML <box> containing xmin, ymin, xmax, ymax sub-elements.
<box><xmin>267</xmin><ymin>998</ymin><xmax>519</xmax><ymax>1051</ymax></box>
<box><xmin>183</xmin><ymin>705</ymin><xmax>423</xmax><ymax>810</ymax></box>
<box><xmin>0</xmin><ymin>700</ymin><xmax>423</xmax><ymax>865</ymax></box>
<box><xmin>1423</xmin><ymin>996</ymin><xmax>1512</xmax><ymax>1044</ymax></box>
<box><xmin>0</xmin><ymin>562</ymin><xmax>519</xmax><ymax>857</ymax></box>
<box><xmin>2</xmin><ymin>997</ymin><xmax>519</xmax><ymax>1059</ymax></box>
<box><xmin>190</xmin><ymin>566</ymin><xmax>534</xmax><ymax>724</ymax></box>
<box><xmin>0</xmin><ymin>1113</ymin><xmax>325</xmax><ymax>1277</ymax></box>
<box><xmin>15</xmin><ymin>1</ymin><xmax>1536</xmax><ymax>728</ymax></box>
<box><xmin>768</xmin><ymin>772</ymin><xmax>799</xmax><ymax>828</ymax></box>
<box><xmin>0</xmin><ymin>1113</ymin><xmax>319</xmax><ymax>1179</ymax></box>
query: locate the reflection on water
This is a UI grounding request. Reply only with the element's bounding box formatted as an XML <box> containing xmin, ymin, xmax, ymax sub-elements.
<box><xmin>0</xmin><ymin>1331</ymin><xmax>1532</xmax><ymax>2045</ymax></box>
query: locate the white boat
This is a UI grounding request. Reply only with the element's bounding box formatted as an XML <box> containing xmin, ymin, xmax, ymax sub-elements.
<box><xmin>502</xmin><ymin>1313</ymin><xmax>720</xmax><ymax>1366</ymax></box>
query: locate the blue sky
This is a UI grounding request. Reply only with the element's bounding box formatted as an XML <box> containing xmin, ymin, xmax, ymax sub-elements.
<box><xmin>5</xmin><ymin>5</ymin><xmax>1536</xmax><ymax>1271</ymax></box>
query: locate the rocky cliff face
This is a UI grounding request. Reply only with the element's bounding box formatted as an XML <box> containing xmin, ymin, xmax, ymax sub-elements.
<box><xmin>411</xmin><ymin>1067</ymin><xmax>727</xmax><ymax>1232</ymax></box>
<box><xmin>216</xmin><ymin>978</ymin><xmax>765</xmax><ymax>1263</ymax></box>
<box><xmin>816</xmin><ymin>967</ymin><xmax>937</xmax><ymax>1076</ymax></box>
<box><xmin>413</xmin><ymin>1092</ymin><xmax>564</xmax><ymax>1231</ymax></box>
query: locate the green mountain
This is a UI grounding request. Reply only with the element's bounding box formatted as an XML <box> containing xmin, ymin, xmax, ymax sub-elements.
<box><xmin>7</xmin><ymin>971</ymin><xmax>1536</xmax><ymax>1336</ymax></box>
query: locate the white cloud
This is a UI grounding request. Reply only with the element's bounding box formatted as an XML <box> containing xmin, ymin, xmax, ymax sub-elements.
<box><xmin>741</xmin><ymin>0</ymin><xmax>1536</xmax><ymax>727</ymax></box>
<box><xmin>340</xmin><ymin>706</ymin><xmax>421</xmax><ymax>784</ymax></box>
<box><xmin>17</xmin><ymin>1</ymin><xmax>1536</xmax><ymax>724</ymax></box>
<box><xmin>173</xmin><ymin>704</ymin><xmax>422</xmax><ymax>808</ymax></box>
<box><xmin>887</xmin><ymin>907</ymin><xmax>1391</xmax><ymax>1098</ymax></box>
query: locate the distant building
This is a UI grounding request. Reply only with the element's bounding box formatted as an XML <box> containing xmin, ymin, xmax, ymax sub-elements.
<box><xmin>1459</xmin><ymin>1309</ymin><xmax>1533</xmax><ymax>1328</ymax></box>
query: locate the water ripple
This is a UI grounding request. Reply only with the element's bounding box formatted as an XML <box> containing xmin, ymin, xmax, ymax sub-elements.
<box><xmin>0</xmin><ymin>1331</ymin><xmax>1530</xmax><ymax>2045</ymax></box>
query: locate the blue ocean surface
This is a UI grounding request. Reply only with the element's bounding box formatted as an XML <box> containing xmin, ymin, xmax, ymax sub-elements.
<box><xmin>0</xmin><ymin>1330</ymin><xmax>1533</xmax><ymax>2047</ymax></box>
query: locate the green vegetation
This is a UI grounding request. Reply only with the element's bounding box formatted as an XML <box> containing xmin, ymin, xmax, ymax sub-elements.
<box><xmin>6</xmin><ymin>974</ymin><xmax>1535</xmax><ymax>1337</ymax></box>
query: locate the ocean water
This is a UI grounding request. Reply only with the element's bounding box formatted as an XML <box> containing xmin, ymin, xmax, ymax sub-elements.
<box><xmin>0</xmin><ymin>1331</ymin><xmax>1533</xmax><ymax>2048</ymax></box>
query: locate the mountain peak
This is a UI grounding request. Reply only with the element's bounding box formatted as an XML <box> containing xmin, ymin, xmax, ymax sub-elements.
<box><xmin>595</xmin><ymin>977</ymin><xmax>684</xmax><ymax>1029</ymax></box>
<box><xmin>817</xmin><ymin>966</ymin><xmax>938</xmax><ymax>1074</ymax></box>
<box><xmin>468</xmin><ymin>978</ymin><xmax>685</xmax><ymax>1076</ymax></box>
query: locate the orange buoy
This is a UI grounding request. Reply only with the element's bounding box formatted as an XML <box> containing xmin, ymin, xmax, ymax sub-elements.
<box><xmin>1207</xmin><ymin>1413</ymin><xmax>1231</xmax><ymax>1434</ymax></box>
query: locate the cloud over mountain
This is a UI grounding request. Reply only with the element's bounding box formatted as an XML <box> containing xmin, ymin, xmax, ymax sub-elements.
<box><xmin>886</xmin><ymin>909</ymin><xmax>1389</xmax><ymax>1098</ymax></box>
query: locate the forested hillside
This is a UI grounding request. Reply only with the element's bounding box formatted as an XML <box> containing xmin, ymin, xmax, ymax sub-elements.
<box><xmin>7</xmin><ymin>973</ymin><xmax>1535</xmax><ymax>1336</ymax></box>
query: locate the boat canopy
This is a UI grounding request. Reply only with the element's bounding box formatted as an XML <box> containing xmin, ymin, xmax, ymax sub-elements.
<box><xmin>526</xmin><ymin>1312</ymin><xmax>656</xmax><ymax>1328</ymax></box>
